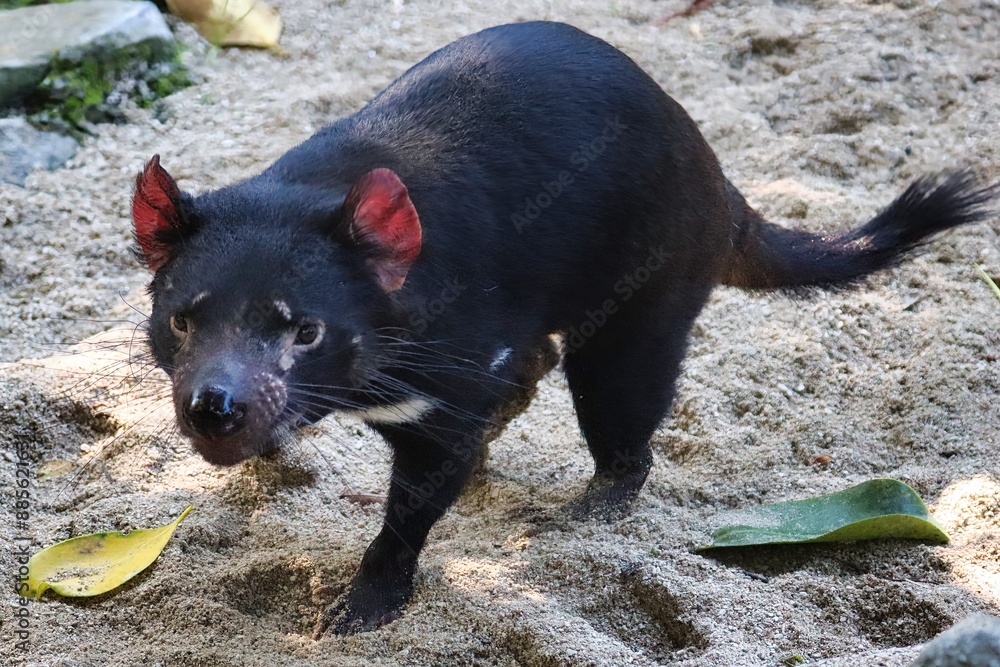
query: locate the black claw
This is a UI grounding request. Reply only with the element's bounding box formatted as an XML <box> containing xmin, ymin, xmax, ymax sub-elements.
<box><xmin>315</xmin><ymin>594</ymin><xmax>407</xmax><ymax>637</ymax></box>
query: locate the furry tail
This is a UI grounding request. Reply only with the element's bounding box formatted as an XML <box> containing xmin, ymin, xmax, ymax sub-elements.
<box><xmin>722</xmin><ymin>171</ymin><xmax>998</xmax><ymax>290</ymax></box>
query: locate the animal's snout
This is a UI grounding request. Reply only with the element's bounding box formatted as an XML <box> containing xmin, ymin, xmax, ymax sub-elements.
<box><xmin>183</xmin><ymin>385</ymin><xmax>248</xmax><ymax>439</ymax></box>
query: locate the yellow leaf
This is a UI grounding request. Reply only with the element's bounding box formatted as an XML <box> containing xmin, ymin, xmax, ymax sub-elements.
<box><xmin>26</xmin><ymin>506</ymin><xmax>193</xmax><ymax>599</ymax></box>
<box><xmin>166</xmin><ymin>0</ymin><xmax>282</xmax><ymax>49</ymax></box>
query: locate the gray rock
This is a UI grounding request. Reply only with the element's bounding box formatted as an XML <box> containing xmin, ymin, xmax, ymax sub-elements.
<box><xmin>910</xmin><ymin>613</ymin><xmax>1000</xmax><ymax>667</ymax></box>
<box><xmin>0</xmin><ymin>0</ymin><xmax>174</xmax><ymax>108</ymax></box>
<box><xmin>0</xmin><ymin>117</ymin><xmax>77</xmax><ymax>187</ymax></box>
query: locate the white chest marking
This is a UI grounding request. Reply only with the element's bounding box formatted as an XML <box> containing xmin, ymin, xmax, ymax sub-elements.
<box><xmin>489</xmin><ymin>347</ymin><xmax>513</xmax><ymax>372</ymax></box>
<box><xmin>347</xmin><ymin>397</ymin><xmax>435</xmax><ymax>425</ymax></box>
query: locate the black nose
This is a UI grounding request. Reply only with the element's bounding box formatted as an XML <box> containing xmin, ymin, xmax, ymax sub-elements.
<box><xmin>183</xmin><ymin>386</ymin><xmax>248</xmax><ymax>438</ymax></box>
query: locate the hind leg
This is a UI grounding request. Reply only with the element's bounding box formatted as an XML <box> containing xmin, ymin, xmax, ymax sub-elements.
<box><xmin>563</xmin><ymin>285</ymin><xmax>711</xmax><ymax>519</ymax></box>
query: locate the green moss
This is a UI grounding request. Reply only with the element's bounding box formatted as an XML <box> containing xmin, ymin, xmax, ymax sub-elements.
<box><xmin>28</xmin><ymin>41</ymin><xmax>192</xmax><ymax>137</ymax></box>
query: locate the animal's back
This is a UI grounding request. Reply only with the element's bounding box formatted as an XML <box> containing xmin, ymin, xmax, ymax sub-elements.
<box><xmin>271</xmin><ymin>21</ymin><xmax>730</xmax><ymax>329</ymax></box>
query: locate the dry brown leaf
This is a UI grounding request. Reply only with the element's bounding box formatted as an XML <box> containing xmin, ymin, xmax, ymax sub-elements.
<box><xmin>655</xmin><ymin>0</ymin><xmax>720</xmax><ymax>25</ymax></box>
<box><xmin>340</xmin><ymin>492</ymin><xmax>387</xmax><ymax>506</ymax></box>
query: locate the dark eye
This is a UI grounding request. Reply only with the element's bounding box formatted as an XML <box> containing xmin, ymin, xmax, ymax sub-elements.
<box><xmin>170</xmin><ymin>314</ymin><xmax>189</xmax><ymax>335</ymax></box>
<box><xmin>295</xmin><ymin>323</ymin><xmax>319</xmax><ymax>346</ymax></box>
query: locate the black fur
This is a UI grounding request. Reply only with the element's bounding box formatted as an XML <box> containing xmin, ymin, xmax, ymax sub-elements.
<box><xmin>135</xmin><ymin>22</ymin><xmax>997</xmax><ymax>635</ymax></box>
<box><xmin>723</xmin><ymin>171</ymin><xmax>998</xmax><ymax>289</ymax></box>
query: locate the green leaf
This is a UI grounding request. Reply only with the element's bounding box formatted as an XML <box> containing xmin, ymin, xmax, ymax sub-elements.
<box><xmin>699</xmin><ymin>479</ymin><xmax>948</xmax><ymax>550</ymax></box>
<box><xmin>978</xmin><ymin>265</ymin><xmax>1000</xmax><ymax>303</ymax></box>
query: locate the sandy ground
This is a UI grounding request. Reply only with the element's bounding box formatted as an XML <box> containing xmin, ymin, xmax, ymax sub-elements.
<box><xmin>2</xmin><ymin>0</ymin><xmax>999</xmax><ymax>665</ymax></box>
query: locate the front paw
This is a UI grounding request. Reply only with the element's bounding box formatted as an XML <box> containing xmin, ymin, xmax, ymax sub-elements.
<box><xmin>314</xmin><ymin>580</ymin><xmax>412</xmax><ymax>637</ymax></box>
<box><xmin>564</xmin><ymin>473</ymin><xmax>644</xmax><ymax>521</ymax></box>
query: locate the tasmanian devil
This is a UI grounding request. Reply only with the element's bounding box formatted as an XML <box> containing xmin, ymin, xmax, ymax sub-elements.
<box><xmin>130</xmin><ymin>21</ymin><xmax>996</xmax><ymax>635</ymax></box>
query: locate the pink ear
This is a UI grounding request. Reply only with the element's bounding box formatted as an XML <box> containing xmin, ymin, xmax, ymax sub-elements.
<box><xmin>132</xmin><ymin>155</ymin><xmax>183</xmax><ymax>272</ymax></box>
<box><xmin>345</xmin><ymin>168</ymin><xmax>422</xmax><ymax>292</ymax></box>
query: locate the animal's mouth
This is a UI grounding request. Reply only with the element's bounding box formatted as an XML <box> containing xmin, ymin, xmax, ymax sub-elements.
<box><xmin>188</xmin><ymin>434</ymin><xmax>273</xmax><ymax>466</ymax></box>
<box><xmin>174</xmin><ymin>368</ymin><xmax>362</xmax><ymax>466</ymax></box>
<box><xmin>172</xmin><ymin>363</ymin><xmax>303</xmax><ymax>465</ymax></box>
<box><xmin>181</xmin><ymin>408</ymin><xmax>302</xmax><ymax>466</ymax></box>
